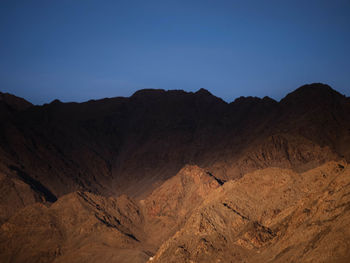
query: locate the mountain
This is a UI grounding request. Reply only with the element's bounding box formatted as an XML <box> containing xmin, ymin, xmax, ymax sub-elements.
<box><xmin>0</xmin><ymin>192</ymin><xmax>148</xmax><ymax>263</ymax></box>
<box><xmin>0</xmin><ymin>166</ymin><xmax>221</xmax><ymax>263</ymax></box>
<box><xmin>0</xmin><ymin>92</ymin><xmax>33</xmax><ymax>112</ymax></box>
<box><xmin>1</xmin><ymin>162</ymin><xmax>350</xmax><ymax>263</ymax></box>
<box><xmin>148</xmin><ymin>161</ymin><xmax>350</xmax><ymax>263</ymax></box>
<box><xmin>0</xmin><ymin>83</ymin><xmax>350</xmax><ymax>262</ymax></box>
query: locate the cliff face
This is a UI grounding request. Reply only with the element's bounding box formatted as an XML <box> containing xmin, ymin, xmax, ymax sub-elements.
<box><xmin>0</xmin><ymin>83</ymin><xmax>350</xmax><ymax>262</ymax></box>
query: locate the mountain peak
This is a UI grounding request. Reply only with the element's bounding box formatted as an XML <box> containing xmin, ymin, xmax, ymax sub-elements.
<box><xmin>195</xmin><ymin>88</ymin><xmax>212</xmax><ymax>96</ymax></box>
<box><xmin>281</xmin><ymin>83</ymin><xmax>344</xmax><ymax>104</ymax></box>
<box><xmin>131</xmin><ymin>89</ymin><xmax>166</xmax><ymax>98</ymax></box>
<box><xmin>0</xmin><ymin>92</ymin><xmax>33</xmax><ymax>111</ymax></box>
<box><xmin>50</xmin><ymin>99</ymin><xmax>63</xmax><ymax>105</ymax></box>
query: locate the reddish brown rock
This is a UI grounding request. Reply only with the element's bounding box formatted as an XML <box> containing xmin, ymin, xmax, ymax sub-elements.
<box><xmin>0</xmin><ymin>84</ymin><xmax>350</xmax><ymax>262</ymax></box>
<box><xmin>149</xmin><ymin>161</ymin><xmax>350</xmax><ymax>263</ymax></box>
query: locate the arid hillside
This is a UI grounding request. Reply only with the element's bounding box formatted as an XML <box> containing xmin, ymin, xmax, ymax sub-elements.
<box><xmin>0</xmin><ymin>83</ymin><xmax>350</xmax><ymax>262</ymax></box>
<box><xmin>1</xmin><ymin>161</ymin><xmax>350</xmax><ymax>263</ymax></box>
<box><xmin>149</xmin><ymin>161</ymin><xmax>350</xmax><ymax>263</ymax></box>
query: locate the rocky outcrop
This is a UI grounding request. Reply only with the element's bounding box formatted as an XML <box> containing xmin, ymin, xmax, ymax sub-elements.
<box><xmin>0</xmin><ymin>165</ymin><xmax>223</xmax><ymax>263</ymax></box>
<box><xmin>0</xmin><ymin>191</ymin><xmax>149</xmax><ymax>263</ymax></box>
<box><xmin>207</xmin><ymin>133</ymin><xmax>339</xmax><ymax>181</ymax></box>
<box><xmin>148</xmin><ymin>161</ymin><xmax>350</xmax><ymax>263</ymax></box>
<box><xmin>0</xmin><ymin>172</ymin><xmax>42</xmax><ymax>224</ymax></box>
<box><xmin>143</xmin><ymin>165</ymin><xmax>222</xmax><ymax>246</ymax></box>
<box><xmin>1</xmin><ymin>160</ymin><xmax>350</xmax><ymax>263</ymax></box>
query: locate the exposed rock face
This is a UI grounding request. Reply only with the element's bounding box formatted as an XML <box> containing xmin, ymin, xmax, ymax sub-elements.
<box><xmin>149</xmin><ymin>161</ymin><xmax>350</xmax><ymax>263</ymax></box>
<box><xmin>3</xmin><ymin>161</ymin><xmax>349</xmax><ymax>263</ymax></box>
<box><xmin>0</xmin><ymin>165</ymin><xmax>224</xmax><ymax>263</ymax></box>
<box><xmin>208</xmin><ymin>133</ymin><xmax>338</xmax><ymax>181</ymax></box>
<box><xmin>0</xmin><ymin>83</ymin><xmax>350</xmax><ymax>262</ymax></box>
<box><xmin>0</xmin><ymin>191</ymin><xmax>149</xmax><ymax>263</ymax></box>
<box><xmin>0</xmin><ymin>172</ymin><xmax>41</xmax><ymax>224</ymax></box>
<box><xmin>143</xmin><ymin>165</ymin><xmax>221</xmax><ymax>246</ymax></box>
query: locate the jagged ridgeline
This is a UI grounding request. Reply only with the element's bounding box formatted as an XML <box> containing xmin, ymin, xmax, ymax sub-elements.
<box><xmin>0</xmin><ymin>83</ymin><xmax>350</xmax><ymax>263</ymax></box>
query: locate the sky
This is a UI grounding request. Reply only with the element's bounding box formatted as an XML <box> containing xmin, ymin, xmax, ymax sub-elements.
<box><xmin>1</xmin><ymin>0</ymin><xmax>349</xmax><ymax>105</ymax></box>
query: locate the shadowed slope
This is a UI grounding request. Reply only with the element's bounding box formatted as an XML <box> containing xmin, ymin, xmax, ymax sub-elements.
<box><xmin>0</xmin><ymin>83</ymin><xmax>349</xmax><ymax>231</ymax></box>
<box><xmin>1</xmin><ymin>83</ymin><xmax>349</xmax><ymax>203</ymax></box>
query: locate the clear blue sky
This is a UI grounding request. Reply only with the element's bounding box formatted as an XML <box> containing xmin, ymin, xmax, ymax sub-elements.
<box><xmin>1</xmin><ymin>0</ymin><xmax>349</xmax><ymax>104</ymax></box>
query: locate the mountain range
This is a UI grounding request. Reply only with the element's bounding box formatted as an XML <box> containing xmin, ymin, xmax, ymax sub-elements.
<box><xmin>1</xmin><ymin>83</ymin><xmax>350</xmax><ymax>262</ymax></box>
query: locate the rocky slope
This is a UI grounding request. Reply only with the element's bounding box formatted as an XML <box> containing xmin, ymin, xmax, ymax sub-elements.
<box><xmin>0</xmin><ymin>191</ymin><xmax>149</xmax><ymax>263</ymax></box>
<box><xmin>0</xmin><ymin>83</ymin><xmax>350</xmax><ymax>262</ymax></box>
<box><xmin>0</xmin><ymin>83</ymin><xmax>349</xmax><ymax>202</ymax></box>
<box><xmin>148</xmin><ymin>161</ymin><xmax>350</xmax><ymax>263</ymax></box>
<box><xmin>143</xmin><ymin>165</ymin><xmax>222</xmax><ymax>247</ymax></box>
<box><xmin>0</xmin><ymin>165</ymin><xmax>222</xmax><ymax>263</ymax></box>
<box><xmin>1</xmin><ymin>160</ymin><xmax>349</xmax><ymax>263</ymax></box>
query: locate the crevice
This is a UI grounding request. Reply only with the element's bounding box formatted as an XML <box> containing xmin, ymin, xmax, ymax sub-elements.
<box><xmin>207</xmin><ymin>172</ymin><xmax>226</xmax><ymax>186</ymax></box>
<box><xmin>8</xmin><ymin>165</ymin><xmax>57</xmax><ymax>202</ymax></box>
<box><xmin>94</xmin><ymin>213</ymin><xmax>139</xmax><ymax>242</ymax></box>
<box><xmin>222</xmin><ymin>203</ymin><xmax>249</xmax><ymax>220</ymax></box>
